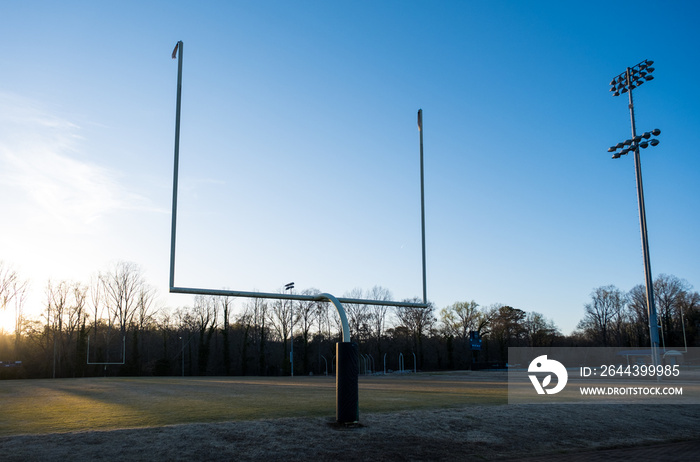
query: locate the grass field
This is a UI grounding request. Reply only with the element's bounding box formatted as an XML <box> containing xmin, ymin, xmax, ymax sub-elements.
<box><xmin>1</xmin><ymin>372</ymin><xmax>700</xmax><ymax>460</ymax></box>
<box><xmin>0</xmin><ymin>372</ymin><xmax>507</xmax><ymax>436</ymax></box>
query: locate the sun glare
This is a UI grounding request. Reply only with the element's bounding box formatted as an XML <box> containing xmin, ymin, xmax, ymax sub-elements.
<box><xmin>0</xmin><ymin>309</ymin><xmax>16</xmax><ymax>334</ymax></box>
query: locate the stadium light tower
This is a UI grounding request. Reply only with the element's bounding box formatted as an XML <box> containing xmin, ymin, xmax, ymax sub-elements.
<box><xmin>607</xmin><ymin>59</ymin><xmax>661</xmax><ymax>367</ymax></box>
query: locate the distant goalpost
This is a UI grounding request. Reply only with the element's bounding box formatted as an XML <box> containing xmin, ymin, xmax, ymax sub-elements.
<box><xmin>168</xmin><ymin>41</ymin><xmax>428</xmax><ymax>424</ymax></box>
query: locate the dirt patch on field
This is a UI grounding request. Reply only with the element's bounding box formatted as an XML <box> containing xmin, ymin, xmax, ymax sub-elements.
<box><xmin>1</xmin><ymin>404</ymin><xmax>698</xmax><ymax>461</ymax></box>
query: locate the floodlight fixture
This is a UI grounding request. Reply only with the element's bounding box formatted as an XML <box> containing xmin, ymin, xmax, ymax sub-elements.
<box><xmin>609</xmin><ymin>59</ymin><xmax>656</xmax><ymax>96</ymax></box>
<box><xmin>607</xmin><ymin>129</ymin><xmax>660</xmax><ymax>158</ymax></box>
<box><xmin>606</xmin><ymin>58</ymin><xmax>661</xmax><ymax>370</ymax></box>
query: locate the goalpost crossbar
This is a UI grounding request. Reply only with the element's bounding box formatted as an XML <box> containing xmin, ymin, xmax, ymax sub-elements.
<box><xmin>169</xmin><ymin>286</ymin><xmax>428</xmax><ymax>308</ymax></box>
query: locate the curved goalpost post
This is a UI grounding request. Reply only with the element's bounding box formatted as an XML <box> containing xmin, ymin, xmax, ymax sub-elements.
<box><xmin>169</xmin><ymin>41</ymin><xmax>428</xmax><ymax>424</ymax></box>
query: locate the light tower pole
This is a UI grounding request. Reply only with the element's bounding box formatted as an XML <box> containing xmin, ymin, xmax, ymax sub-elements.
<box><xmin>608</xmin><ymin>59</ymin><xmax>661</xmax><ymax>367</ymax></box>
<box><xmin>418</xmin><ymin>109</ymin><xmax>427</xmax><ymax>305</ymax></box>
<box><xmin>285</xmin><ymin>282</ymin><xmax>295</xmax><ymax>376</ymax></box>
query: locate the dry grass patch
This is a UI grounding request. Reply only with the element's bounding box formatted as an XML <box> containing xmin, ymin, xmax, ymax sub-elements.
<box><xmin>0</xmin><ymin>372</ymin><xmax>505</xmax><ymax>436</ymax></box>
<box><xmin>0</xmin><ymin>403</ymin><xmax>699</xmax><ymax>461</ymax></box>
<box><xmin>3</xmin><ymin>372</ymin><xmax>697</xmax><ymax>461</ymax></box>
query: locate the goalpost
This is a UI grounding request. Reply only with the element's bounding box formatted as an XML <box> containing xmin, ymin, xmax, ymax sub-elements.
<box><xmin>169</xmin><ymin>41</ymin><xmax>428</xmax><ymax>424</ymax></box>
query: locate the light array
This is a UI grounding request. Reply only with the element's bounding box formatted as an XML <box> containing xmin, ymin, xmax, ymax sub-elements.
<box><xmin>609</xmin><ymin>59</ymin><xmax>655</xmax><ymax>96</ymax></box>
<box><xmin>607</xmin><ymin>129</ymin><xmax>660</xmax><ymax>159</ymax></box>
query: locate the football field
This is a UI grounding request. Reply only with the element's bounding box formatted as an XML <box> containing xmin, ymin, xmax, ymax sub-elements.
<box><xmin>1</xmin><ymin>372</ymin><xmax>699</xmax><ymax>461</ymax></box>
<box><xmin>0</xmin><ymin>372</ymin><xmax>506</xmax><ymax>436</ymax></box>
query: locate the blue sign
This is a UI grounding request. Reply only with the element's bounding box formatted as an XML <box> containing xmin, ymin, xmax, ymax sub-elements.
<box><xmin>469</xmin><ymin>331</ymin><xmax>482</xmax><ymax>351</ymax></box>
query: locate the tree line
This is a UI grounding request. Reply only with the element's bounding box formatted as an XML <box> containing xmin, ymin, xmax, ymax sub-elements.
<box><xmin>576</xmin><ymin>274</ymin><xmax>700</xmax><ymax>348</ymax></box>
<box><xmin>1</xmin><ymin>260</ymin><xmax>698</xmax><ymax>379</ymax></box>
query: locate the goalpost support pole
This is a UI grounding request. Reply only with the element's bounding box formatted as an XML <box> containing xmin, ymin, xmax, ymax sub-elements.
<box><xmin>320</xmin><ymin>293</ymin><xmax>359</xmax><ymax>424</ymax></box>
<box><xmin>336</xmin><ymin>342</ymin><xmax>359</xmax><ymax>424</ymax></box>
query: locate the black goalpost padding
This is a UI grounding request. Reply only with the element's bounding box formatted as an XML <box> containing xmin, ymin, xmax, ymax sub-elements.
<box><xmin>336</xmin><ymin>342</ymin><xmax>359</xmax><ymax>424</ymax></box>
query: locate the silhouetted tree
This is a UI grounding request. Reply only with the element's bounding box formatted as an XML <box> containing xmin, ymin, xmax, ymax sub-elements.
<box><xmin>577</xmin><ymin>286</ymin><xmax>625</xmax><ymax>346</ymax></box>
<box><xmin>487</xmin><ymin>305</ymin><xmax>526</xmax><ymax>361</ymax></box>
<box><xmin>395</xmin><ymin>298</ymin><xmax>435</xmax><ymax>368</ymax></box>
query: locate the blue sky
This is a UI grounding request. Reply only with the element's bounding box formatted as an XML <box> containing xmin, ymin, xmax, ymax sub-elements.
<box><xmin>1</xmin><ymin>1</ymin><xmax>698</xmax><ymax>335</ymax></box>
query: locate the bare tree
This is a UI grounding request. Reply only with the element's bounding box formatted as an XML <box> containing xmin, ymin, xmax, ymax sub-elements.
<box><xmin>70</xmin><ymin>283</ymin><xmax>89</xmax><ymax>377</ymax></box>
<box><xmin>134</xmin><ymin>286</ymin><xmax>157</xmax><ymax>332</ymax></box>
<box><xmin>367</xmin><ymin>286</ymin><xmax>392</xmax><ymax>354</ymax></box>
<box><xmin>654</xmin><ymin>274</ymin><xmax>690</xmax><ymax>346</ymax></box>
<box><xmin>174</xmin><ymin>306</ymin><xmax>196</xmax><ymax>376</ymax></box>
<box><xmin>218</xmin><ymin>295</ymin><xmax>235</xmax><ymax>375</ymax></box>
<box><xmin>0</xmin><ymin>261</ymin><xmax>19</xmax><ymax>312</ymax></box>
<box><xmin>626</xmin><ymin>284</ymin><xmax>649</xmax><ymax>346</ymax></box>
<box><xmin>87</xmin><ymin>273</ymin><xmax>106</xmax><ymax>361</ymax></box>
<box><xmin>523</xmin><ymin>312</ymin><xmax>559</xmax><ymax>347</ymax></box>
<box><xmin>0</xmin><ymin>263</ymin><xmax>28</xmax><ymax>356</ymax></box>
<box><xmin>153</xmin><ymin>310</ymin><xmax>174</xmax><ymax>375</ymax></box>
<box><xmin>11</xmin><ymin>278</ymin><xmax>28</xmax><ymax>355</ymax></box>
<box><xmin>128</xmin><ymin>284</ymin><xmax>157</xmax><ymax>374</ymax></box>
<box><xmin>296</xmin><ymin>288</ymin><xmax>321</xmax><ymax>374</ymax></box>
<box><xmin>45</xmin><ymin>280</ymin><xmax>69</xmax><ymax>377</ymax></box>
<box><xmin>66</xmin><ymin>284</ymin><xmax>87</xmax><ymax>339</ymax></box>
<box><xmin>42</xmin><ymin>281</ymin><xmax>91</xmax><ymax>377</ymax></box>
<box><xmin>100</xmin><ymin>261</ymin><xmax>146</xmax><ymax>337</ymax></box>
<box><xmin>240</xmin><ymin>297</ymin><xmax>269</xmax><ymax>375</ymax></box>
<box><xmin>314</xmin><ymin>299</ymin><xmax>329</xmax><ymax>338</ymax></box>
<box><xmin>268</xmin><ymin>297</ymin><xmax>292</xmax><ymax>374</ymax></box>
<box><xmin>343</xmin><ymin>288</ymin><xmax>371</xmax><ymax>342</ymax></box>
<box><xmin>625</xmin><ymin>275</ymin><xmax>699</xmax><ymax>347</ymax></box>
<box><xmin>192</xmin><ymin>295</ymin><xmax>218</xmax><ymax>375</ymax></box>
<box><xmin>577</xmin><ymin>285</ymin><xmax>626</xmax><ymax>346</ymax></box>
<box><xmin>395</xmin><ymin>298</ymin><xmax>435</xmax><ymax>368</ymax></box>
<box><xmin>679</xmin><ymin>289</ymin><xmax>700</xmax><ymax>347</ymax></box>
